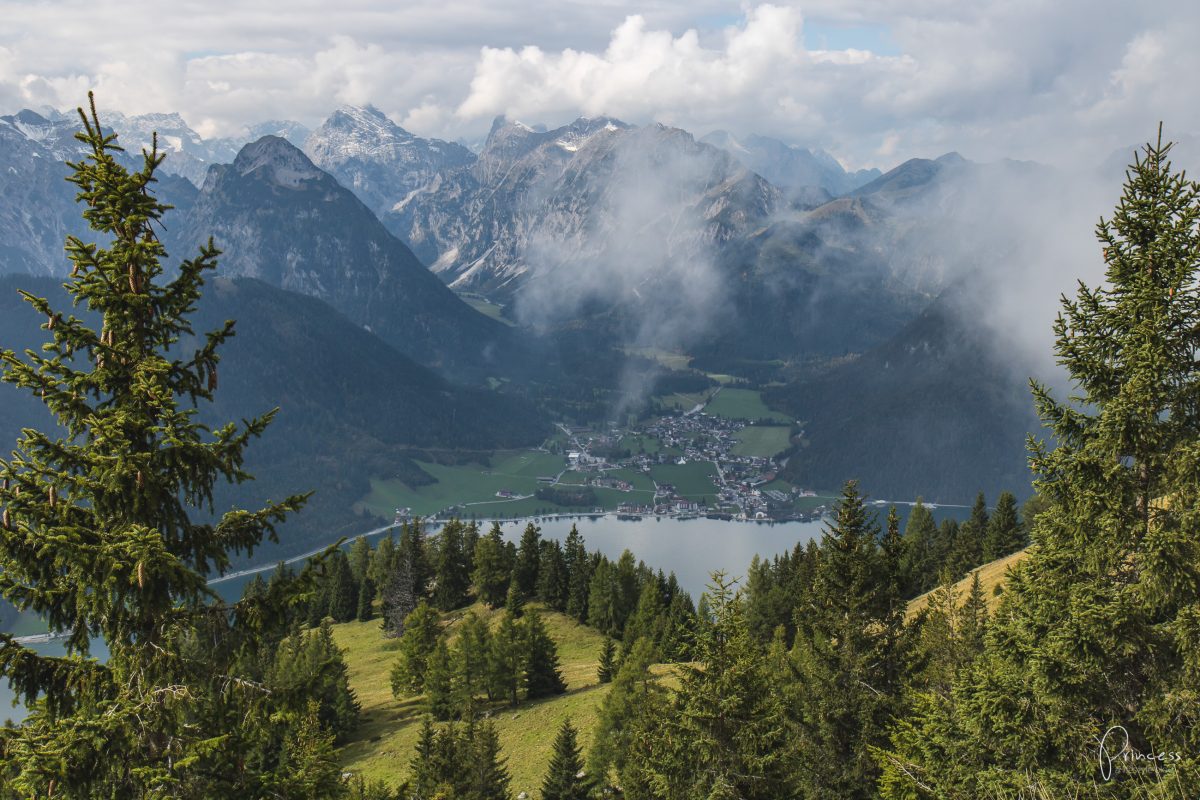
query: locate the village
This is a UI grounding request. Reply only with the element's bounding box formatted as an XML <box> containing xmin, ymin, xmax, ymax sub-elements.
<box><xmin>543</xmin><ymin>406</ymin><xmax>828</xmax><ymax>523</ymax></box>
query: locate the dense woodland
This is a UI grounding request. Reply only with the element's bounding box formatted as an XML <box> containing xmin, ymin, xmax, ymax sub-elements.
<box><xmin>0</xmin><ymin>101</ymin><xmax>1197</xmax><ymax>798</ymax></box>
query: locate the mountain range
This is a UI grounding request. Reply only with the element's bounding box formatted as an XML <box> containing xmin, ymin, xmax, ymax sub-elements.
<box><xmin>170</xmin><ymin>135</ymin><xmax>513</xmax><ymax>376</ymax></box>
<box><xmin>0</xmin><ymin>101</ymin><xmax>1060</xmax><ymax>508</ymax></box>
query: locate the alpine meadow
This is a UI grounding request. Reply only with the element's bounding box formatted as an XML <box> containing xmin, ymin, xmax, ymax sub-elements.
<box><xmin>1</xmin><ymin>3</ymin><xmax>1200</xmax><ymax>798</ymax></box>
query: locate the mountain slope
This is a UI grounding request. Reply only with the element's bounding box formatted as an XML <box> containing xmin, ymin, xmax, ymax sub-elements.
<box><xmin>0</xmin><ymin>109</ymin><xmax>199</xmax><ymax>278</ymax></box>
<box><xmin>108</xmin><ymin>111</ymin><xmax>310</xmax><ymax>186</ymax></box>
<box><xmin>388</xmin><ymin>117</ymin><xmax>780</xmax><ymax>302</ymax></box>
<box><xmin>304</xmin><ymin>105</ymin><xmax>474</xmax><ymax>228</ymax></box>
<box><xmin>702</xmin><ymin>131</ymin><xmax>880</xmax><ymax>197</ymax></box>
<box><xmin>173</xmin><ymin>136</ymin><xmax>515</xmax><ymax>375</ymax></box>
<box><xmin>766</xmin><ymin>281</ymin><xmax>1041</xmax><ymax>502</ymax></box>
<box><xmin>0</xmin><ymin>274</ymin><xmax>545</xmax><ymax>559</ymax></box>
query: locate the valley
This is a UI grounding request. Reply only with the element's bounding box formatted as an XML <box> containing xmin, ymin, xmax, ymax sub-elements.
<box><xmin>357</xmin><ymin>386</ymin><xmax>834</xmax><ymax>524</ymax></box>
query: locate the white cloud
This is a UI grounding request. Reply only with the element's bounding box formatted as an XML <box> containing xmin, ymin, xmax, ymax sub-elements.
<box><xmin>0</xmin><ymin>0</ymin><xmax>1194</xmax><ymax>167</ymax></box>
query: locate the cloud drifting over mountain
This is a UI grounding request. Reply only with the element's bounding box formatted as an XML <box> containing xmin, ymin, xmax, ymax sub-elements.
<box><xmin>0</xmin><ymin>0</ymin><xmax>1197</xmax><ymax>167</ymax></box>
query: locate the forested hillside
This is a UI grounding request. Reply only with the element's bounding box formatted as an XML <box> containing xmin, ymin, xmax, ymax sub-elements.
<box><xmin>0</xmin><ymin>273</ymin><xmax>544</xmax><ymax>560</ymax></box>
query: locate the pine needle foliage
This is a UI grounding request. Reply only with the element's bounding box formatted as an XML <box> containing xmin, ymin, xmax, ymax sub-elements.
<box><xmin>879</xmin><ymin>129</ymin><xmax>1200</xmax><ymax>799</ymax></box>
<box><xmin>0</xmin><ymin>95</ymin><xmax>312</xmax><ymax>797</ymax></box>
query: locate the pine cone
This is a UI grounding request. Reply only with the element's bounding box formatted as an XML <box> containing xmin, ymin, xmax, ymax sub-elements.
<box><xmin>137</xmin><ymin>561</ymin><xmax>145</xmax><ymax>589</ymax></box>
<box><xmin>47</xmin><ymin>315</ymin><xmax>55</xmax><ymax>331</ymax></box>
<box><xmin>2</xmin><ymin>508</ymin><xmax>9</xmax><ymax>530</ymax></box>
<box><xmin>136</xmin><ymin>470</ymin><xmax>144</xmax><ymax>489</ymax></box>
<box><xmin>128</xmin><ymin>263</ymin><xmax>140</xmax><ymax>293</ymax></box>
<box><xmin>208</xmin><ymin>366</ymin><xmax>218</xmax><ymax>392</ymax></box>
<box><xmin>48</xmin><ymin>486</ymin><xmax>56</xmax><ymax>508</ymax></box>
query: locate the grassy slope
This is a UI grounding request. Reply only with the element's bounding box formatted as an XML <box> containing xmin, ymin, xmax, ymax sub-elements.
<box><xmin>334</xmin><ymin>603</ymin><xmax>611</xmax><ymax>796</ymax></box>
<box><xmin>648</xmin><ymin>461</ymin><xmax>720</xmax><ymax>499</ymax></box>
<box><xmin>703</xmin><ymin>388</ymin><xmax>791</xmax><ymax>422</ymax></box>
<box><xmin>333</xmin><ymin>552</ymin><xmax>1029</xmax><ymax>793</ymax></box>
<box><xmin>731</xmin><ymin>425</ymin><xmax>793</xmax><ymax>458</ymax></box>
<box><xmin>905</xmin><ymin>547</ymin><xmax>1031</xmax><ymax>621</ymax></box>
<box><xmin>358</xmin><ymin>452</ymin><xmax>566</xmax><ymax>517</ymax></box>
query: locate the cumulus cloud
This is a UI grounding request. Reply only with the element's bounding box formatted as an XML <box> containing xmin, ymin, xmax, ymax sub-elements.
<box><xmin>0</xmin><ymin>0</ymin><xmax>1195</xmax><ymax>168</ymax></box>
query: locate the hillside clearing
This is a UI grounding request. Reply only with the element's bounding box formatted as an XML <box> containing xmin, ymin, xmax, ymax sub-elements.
<box><xmin>905</xmin><ymin>547</ymin><xmax>1031</xmax><ymax>620</ymax></box>
<box><xmin>334</xmin><ymin>603</ymin><xmax>612</xmax><ymax>796</ymax></box>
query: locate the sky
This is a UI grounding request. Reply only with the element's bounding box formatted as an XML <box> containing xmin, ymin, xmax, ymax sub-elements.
<box><xmin>0</xmin><ymin>0</ymin><xmax>1196</xmax><ymax>170</ymax></box>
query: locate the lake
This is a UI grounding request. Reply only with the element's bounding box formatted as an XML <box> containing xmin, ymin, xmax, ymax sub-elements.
<box><xmin>1</xmin><ymin>505</ymin><xmax>965</xmax><ymax>723</ymax></box>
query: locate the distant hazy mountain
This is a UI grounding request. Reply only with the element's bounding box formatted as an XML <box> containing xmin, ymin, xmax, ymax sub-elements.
<box><xmin>171</xmin><ymin>136</ymin><xmax>514</xmax><ymax>376</ymax></box>
<box><xmin>766</xmin><ymin>281</ymin><xmax>1041</xmax><ymax>503</ymax></box>
<box><xmin>0</xmin><ymin>109</ymin><xmax>197</xmax><ymax>277</ymax></box>
<box><xmin>105</xmin><ymin>112</ymin><xmax>310</xmax><ymax>186</ymax></box>
<box><xmin>304</xmin><ymin>105</ymin><xmax>474</xmax><ymax>226</ymax></box>
<box><xmin>0</xmin><ymin>274</ymin><xmax>544</xmax><ymax>559</ymax></box>
<box><xmin>701</xmin><ymin>131</ymin><xmax>880</xmax><ymax>197</ymax></box>
<box><xmin>389</xmin><ymin>116</ymin><xmax>781</xmax><ymax>301</ymax></box>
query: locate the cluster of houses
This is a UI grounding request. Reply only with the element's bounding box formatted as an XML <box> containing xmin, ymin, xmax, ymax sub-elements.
<box><xmin>553</xmin><ymin>411</ymin><xmax>825</xmax><ymax>522</ymax></box>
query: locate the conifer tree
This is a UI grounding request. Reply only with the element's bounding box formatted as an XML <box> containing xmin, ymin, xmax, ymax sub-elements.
<box><xmin>380</xmin><ymin>548</ymin><xmax>418</xmax><ymax>637</ymax></box>
<box><xmin>504</xmin><ymin>575</ymin><xmax>525</xmax><ymax>618</ymax></box>
<box><xmin>398</xmin><ymin>519</ymin><xmax>431</xmax><ymax>599</ymax></box>
<box><xmin>266</xmin><ymin>700</ymin><xmax>346</xmax><ymax>799</ymax></box>
<box><xmin>390</xmin><ymin>600</ymin><xmax>441</xmax><ymax>696</ymax></box>
<box><xmin>488</xmin><ymin>611</ymin><xmax>524</xmax><ymax>706</ymax></box>
<box><xmin>956</xmin><ymin>570</ymin><xmax>987</xmax><ymax>660</ymax></box>
<box><xmin>791</xmin><ymin>481</ymin><xmax>895</xmax><ymax>800</ymax></box>
<box><xmin>356</xmin><ymin>573</ymin><xmax>376</xmax><ymax>622</ymax></box>
<box><xmin>880</xmin><ymin>132</ymin><xmax>1200</xmax><ymax>798</ymax></box>
<box><xmin>368</xmin><ymin>532</ymin><xmax>395</xmax><ymax>591</ymax></box>
<box><xmin>587</xmin><ymin>556</ymin><xmax>619</xmax><ymax>634</ymax></box>
<box><xmin>541</xmin><ymin>719</ymin><xmax>594</xmax><ymax>800</ymax></box>
<box><xmin>564</xmin><ymin>526</ymin><xmax>591</xmax><ymax>623</ymax></box>
<box><xmin>348</xmin><ymin>534</ymin><xmax>372</xmax><ymax>585</ymax></box>
<box><xmin>0</xmin><ymin>97</ymin><xmax>315</xmax><ymax>796</ymax></box>
<box><xmin>589</xmin><ymin>635</ymin><xmax>664</xmax><ymax>782</ymax></box>
<box><xmin>464</xmin><ymin>720</ymin><xmax>513</xmax><ymax>800</ymax></box>
<box><xmin>982</xmin><ymin>490</ymin><xmax>1023</xmax><ymax>561</ymax></box>
<box><xmin>513</xmin><ymin>521</ymin><xmax>542</xmax><ymax>599</ymax></box>
<box><xmin>910</xmin><ymin>568</ymin><xmax>961</xmax><ymax>698</ymax></box>
<box><xmin>409</xmin><ymin>718</ymin><xmax>442</xmax><ymax>798</ymax></box>
<box><xmin>433</xmin><ymin>519</ymin><xmax>470</xmax><ymax>611</ymax></box>
<box><xmin>953</xmin><ymin>491</ymin><xmax>988</xmax><ymax>573</ymax></box>
<box><xmin>472</xmin><ymin>522</ymin><xmax>510</xmax><ymax>608</ymax></box>
<box><xmin>265</xmin><ymin>619</ymin><xmax>361</xmax><ymax>741</ymax></box>
<box><xmin>328</xmin><ymin>550</ymin><xmax>358</xmax><ymax>623</ymax></box>
<box><xmin>424</xmin><ymin>639</ymin><xmax>455</xmax><ymax>721</ymax></box>
<box><xmin>307</xmin><ymin>577</ymin><xmax>332</xmax><ymax>627</ymax></box>
<box><xmin>636</xmin><ymin>572</ymin><xmax>796</xmax><ymax>799</ymax></box>
<box><xmin>537</xmin><ymin>538</ymin><xmax>569</xmax><ymax>610</ymax></box>
<box><xmin>462</xmin><ymin>520</ymin><xmax>480</xmax><ymax>577</ymax></box>
<box><xmin>523</xmin><ymin>609</ymin><xmax>567</xmax><ymax>699</ymax></box>
<box><xmin>453</xmin><ymin>610</ymin><xmax>492</xmax><ymax>715</ymax></box>
<box><xmin>622</xmin><ymin>580</ymin><xmax>665</xmax><ymax>652</ymax></box>
<box><xmin>597</xmin><ymin>636</ymin><xmax>617</xmax><ymax>684</ymax></box>
<box><xmin>899</xmin><ymin>499</ymin><xmax>938</xmax><ymax>595</ymax></box>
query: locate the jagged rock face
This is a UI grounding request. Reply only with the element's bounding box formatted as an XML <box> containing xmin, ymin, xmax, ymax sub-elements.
<box><xmin>701</xmin><ymin>131</ymin><xmax>881</xmax><ymax>197</ymax></box>
<box><xmin>0</xmin><ymin>110</ymin><xmax>197</xmax><ymax>276</ymax></box>
<box><xmin>107</xmin><ymin>112</ymin><xmax>310</xmax><ymax>187</ymax></box>
<box><xmin>0</xmin><ymin>110</ymin><xmax>91</xmax><ymax>276</ymax></box>
<box><xmin>175</xmin><ymin>136</ymin><xmax>511</xmax><ymax>374</ymax></box>
<box><xmin>387</xmin><ymin>117</ymin><xmax>782</xmax><ymax>305</ymax></box>
<box><xmin>303</xmin><ymin>105</ymin><xmax>474</xmax><ymax>227</ymax></box>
